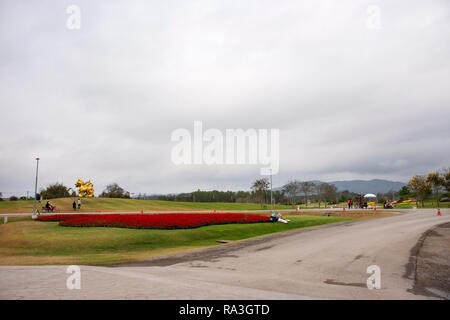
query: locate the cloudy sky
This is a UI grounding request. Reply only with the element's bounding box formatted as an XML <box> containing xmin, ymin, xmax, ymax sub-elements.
<box><xmin>1</xmin><ymin>0</ymin><xmax>449</xmax><ymax>196</ymax></box>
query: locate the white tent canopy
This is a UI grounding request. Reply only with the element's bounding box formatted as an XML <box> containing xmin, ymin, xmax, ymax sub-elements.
<box><xmin>364</xmin><ymin>193</ymin><xmax>377</xmax><ymax>198</ymax></box>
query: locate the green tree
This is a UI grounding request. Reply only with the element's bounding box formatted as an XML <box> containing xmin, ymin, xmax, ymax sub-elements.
<box><xmin>443</xmin><ymin>167</ymin><xmax>450</xmax><ymax>193</ymax></box>
<box><xmin>398</xmin><ymin>186</ymin><xmax>410</xmax><ymax>201</ymax></box>
<box><xmin>251</xmin><ymin>178</ymin><xmax>270</xmax><ymax>208</ymax></box>
<box><xmin>408</xmin><ymin>175</ymin><xmax>431</xmax><ymax>208</ymax></box>
<box><xmin>100</xmin><ymin>183</ymin><xmax>130</xmax><ymax>198</ymax></box>
<box><xmin>427</xmin><ymin>171</ymin><xmax>445</xmax><ymax>208</ymax></box>
<box><xmin>40</xmin><ymin>183</ymin><xmax>71</xmax><ymax>199</ymax></box>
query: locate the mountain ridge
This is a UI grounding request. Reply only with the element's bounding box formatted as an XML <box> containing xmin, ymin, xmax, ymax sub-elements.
<box><xmin>274</xmin><ymin>179</ymin><xmax>406</xmax><ymax>194</ymax></box>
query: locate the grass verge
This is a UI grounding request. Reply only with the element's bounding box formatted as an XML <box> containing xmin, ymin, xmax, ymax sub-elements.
<box><xmin>0</xmin><ymin>215</ymin><xmax>349</xmax><ymax>266</ymax></box>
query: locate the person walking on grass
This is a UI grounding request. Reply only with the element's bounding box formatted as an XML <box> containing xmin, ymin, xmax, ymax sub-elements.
<box><xmin>72</xmin><ymin>201</ymin><xmax>76</xmax><ymax>211</ymax></box>
<box><xmin>77</xmin><ymin>198</ymin><xmax>81</xmax><ymax>210</ymax></box>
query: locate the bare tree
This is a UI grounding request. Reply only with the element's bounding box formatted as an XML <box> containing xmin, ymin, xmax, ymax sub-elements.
<box><xmin>315</xmin><ymin>182</ymin><xmax>328</xmax><ymax>208</ymax></box>
<box><xmin>322</xmin><ymin>183</ymin><xmax>338</xmax><ymax>205</ymax></box>
<box><xmin>283</xmin><ymin>180</ymin><xmax>300</xmax><ymax>207</ymax></box>
<box><xmin>299</xmin><ymin>181</ymin><xmax>314</xmax><ymax>206</ymax></box>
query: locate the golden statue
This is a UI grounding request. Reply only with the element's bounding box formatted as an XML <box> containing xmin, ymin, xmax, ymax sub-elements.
<box><xmin>75</xmin><ymin>179</ymin><xmax>94</xmax><ymax>197</ymax></box>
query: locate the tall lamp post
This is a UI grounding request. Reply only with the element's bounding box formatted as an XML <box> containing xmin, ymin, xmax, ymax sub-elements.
<box><xmin>33</xmin><ymin>158</ymin><xmax>40</xmax><ymax>218</ymax></box>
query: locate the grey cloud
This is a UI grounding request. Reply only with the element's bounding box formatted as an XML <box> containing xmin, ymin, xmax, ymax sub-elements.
<box><xmin>1</xmin><ymin>0</ymin><xmax>449</xmax><ymax>196</ymax></box>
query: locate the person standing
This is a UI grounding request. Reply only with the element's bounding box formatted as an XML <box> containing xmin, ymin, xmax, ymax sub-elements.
<box><xmin>72</xmin><ymin>201</ymin><xmax>76</xmax><ymax>211</ymax></box>
<box><xmin>77</xmin><ymin>198</ymin><xmax>81</xmax><ymax>210</ymax></box>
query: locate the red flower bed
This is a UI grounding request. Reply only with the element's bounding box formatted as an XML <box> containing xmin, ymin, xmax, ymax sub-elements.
<box><xmin>38</xmin><ymin>213</ymin><xmax>270</xmax><ymax>229</ymax></box>
<box><xmin>36</xmin><ymin>214</ymin><xmax>92</xmax><ymax>222</ymax></box>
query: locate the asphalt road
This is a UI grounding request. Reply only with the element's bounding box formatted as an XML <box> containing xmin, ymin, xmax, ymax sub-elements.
<box><xmin>0</xmin><ymin>209</ymin><xmax>448</xmax><ymax>299</ymax></box>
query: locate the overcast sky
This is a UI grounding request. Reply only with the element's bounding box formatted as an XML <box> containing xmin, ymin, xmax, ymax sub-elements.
<box><xmin>1</xmin><ymin>0</ymin><xmax>449</xmax><ymax>196</ymax></box>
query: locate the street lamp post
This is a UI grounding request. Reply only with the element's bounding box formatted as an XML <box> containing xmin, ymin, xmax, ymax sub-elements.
<box><xmin>33</xmin><ymin>158</ymin><xmax>40</xmax><ymax>217</ymax></box>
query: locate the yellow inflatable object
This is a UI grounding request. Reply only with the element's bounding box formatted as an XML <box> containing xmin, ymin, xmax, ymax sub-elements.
<box><xmin>75</xmin><ymin>179</ymin><xmax>94</xmax><ymax>197</ymax></box>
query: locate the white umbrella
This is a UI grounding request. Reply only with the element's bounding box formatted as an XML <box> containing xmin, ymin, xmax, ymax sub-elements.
<box><xmin>364</xmin><ymin>193</ymin><xmax>377</xmax><ymax>198</ymax></box>
<box><xmin>363</xmin><ymin>193</ymin><xmax>378</xmax><ymax>209</ymax></box>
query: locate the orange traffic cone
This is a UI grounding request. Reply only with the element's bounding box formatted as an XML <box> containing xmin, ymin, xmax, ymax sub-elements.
<box><xmin>437</xmin><ymin>208</ymin><xmax>441</xmax><ymax>216</ymax></box>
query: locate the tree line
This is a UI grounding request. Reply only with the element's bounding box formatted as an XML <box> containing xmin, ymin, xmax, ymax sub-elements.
<box><xmin>156</xmin><ymin>179</ymin><xmax>341</xmax><ymax>208</ymax></box>
<box><xmin>3</xmin><ymin>168</ymin><xmax>449</xmax><ymax>207</ymax></box>
<box><xmin>20</xmin><ymin>182</ymin><xmax>132</xmax><ymax>200</ymax></box>
<box><xmin>155</xmin><ymin>168</ymin><xmax>450</xmax><ymax>208</ymax></box>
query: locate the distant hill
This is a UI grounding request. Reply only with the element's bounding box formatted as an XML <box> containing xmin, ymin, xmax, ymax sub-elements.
<box><xmin>328</xmin><ymin>179</ymin><xmax>406</xmax><ymax>194</ymax></box>
<box><xmin>275</xmin><ymin>179</ymin><xmax>406</xmax><ymax>195</ymax></box>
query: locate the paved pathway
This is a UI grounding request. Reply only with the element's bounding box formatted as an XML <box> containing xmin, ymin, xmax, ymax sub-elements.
<box><xmin>0</xmin><ymin>209</ymin><xmax>448</xmax><ymax>299</ymax></box>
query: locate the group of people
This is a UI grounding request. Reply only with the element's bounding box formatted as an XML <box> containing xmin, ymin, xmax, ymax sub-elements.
<box><xmin>72</xmin><ymin>198</ymin><xmax>82</xmax><ymax>211</ymax></box>
<box><xmin>44</xmin><ymin>198</ymin><xmax>82</xmax><ymax>213</ymax></box>
<box><xmin>349</xmin><ymin>197</ymin><xmax>368</xmax><ymax>209</ymax></box>
<box><xmin>269</xmin><ymin>213</ymin><xmax>290</xmax><ymax>224</ymax></box>
<box><xmin>383</xmin><ymin>201</ymin><xmax>394</xmax><ymax>209</ymax></box>
<box><xmin>347</xmin><ymin>199</ymin><xmax>354</xmax><ymax>209</ymax></box>
<box><xmin>349</xmin><ymin>196</ymin><xmax>394</xmax><ymax>209</ymax></box>
<box><xmin>44</xmin><ymin>201</ymin><xmax>55</xmax><ymax>212</ymax></box>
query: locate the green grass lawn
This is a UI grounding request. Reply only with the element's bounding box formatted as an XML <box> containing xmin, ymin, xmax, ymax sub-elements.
<box><xmin>2</xmin><ymin>197</ymin><xmax>447</xmax><ymax>214</ymax></box>
<box><xmin>0</xmin><ymin>198</ymin><xmax>295</xmax><ymax>213</ymax></box>
<box><xmin>0</xmin><ymin>215</ymin><xmax>349</xmax><ymax>266</ymax></box>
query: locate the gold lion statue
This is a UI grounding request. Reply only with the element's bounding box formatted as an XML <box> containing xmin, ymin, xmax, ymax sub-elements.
<box><xmin>75</xmin><ymin>179</ymin><xmax>94</xmax><ymax>197</ymax></box>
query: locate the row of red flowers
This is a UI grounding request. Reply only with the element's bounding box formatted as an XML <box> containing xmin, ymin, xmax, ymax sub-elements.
<box><xmin>37</xmin><ymin>214</ymin><xmax>91</xmax><ymax>222</ymax></box>
<box><xmin>36</xmin><ymin>213</ymin><xmax>270</xmax><ymax>229</ymax></box>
